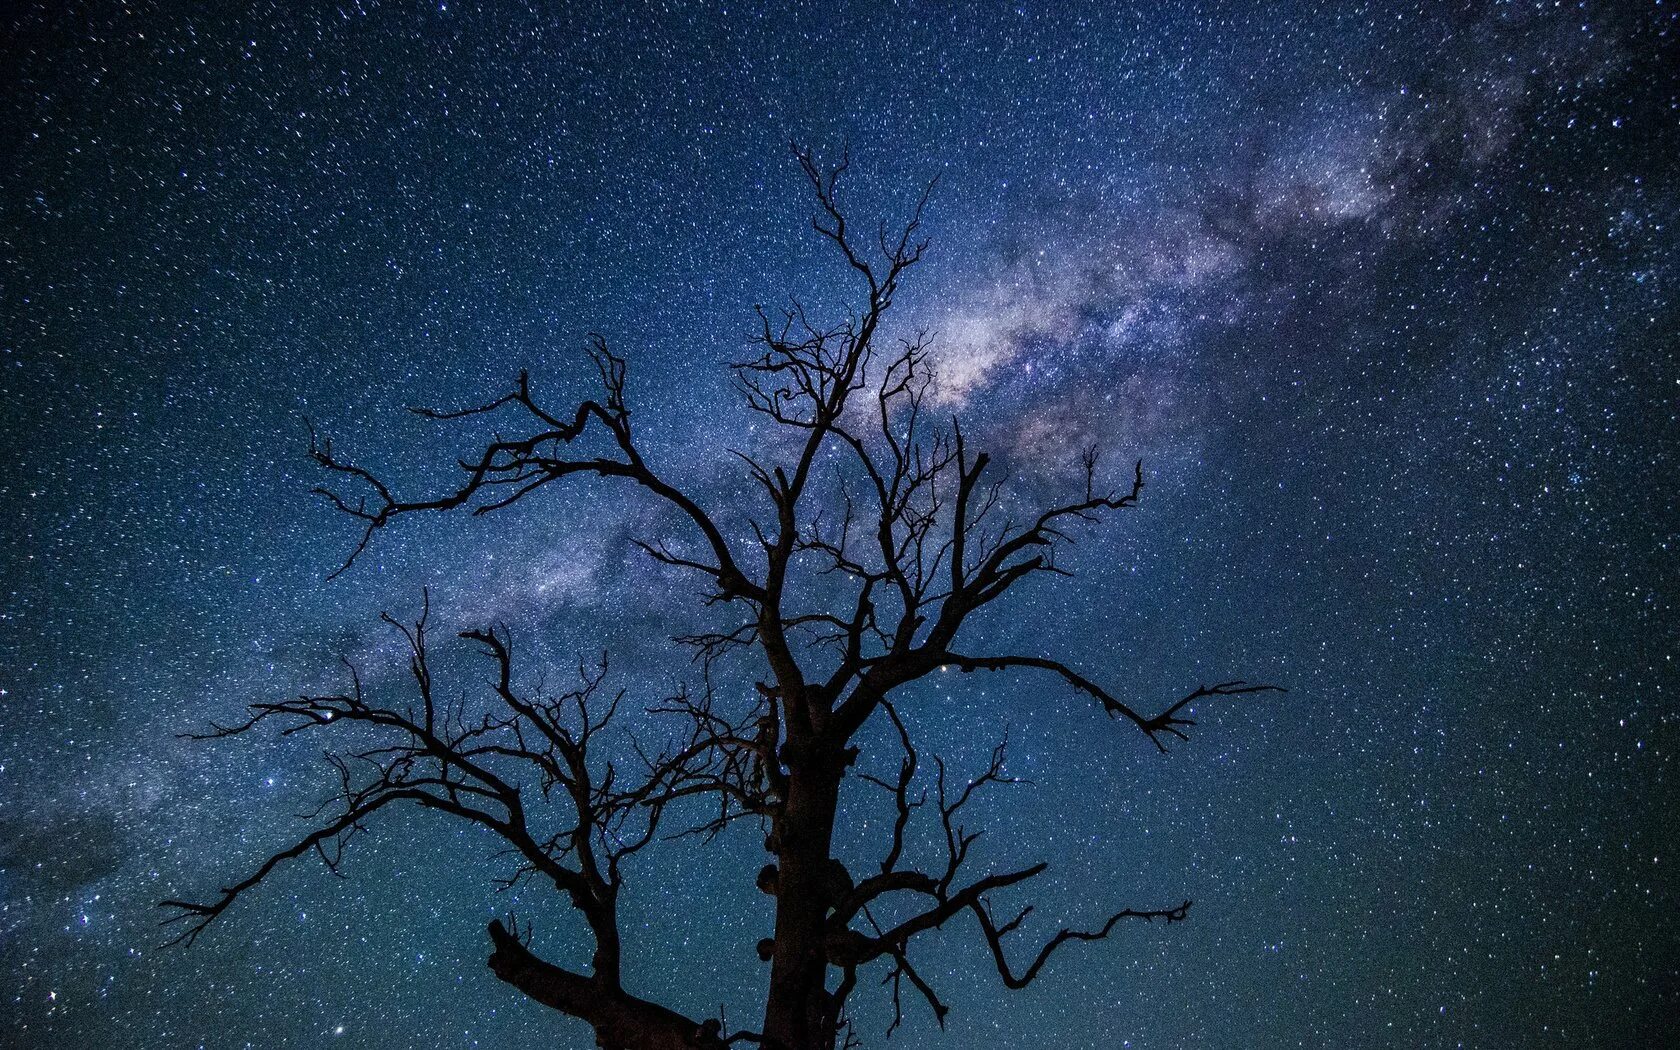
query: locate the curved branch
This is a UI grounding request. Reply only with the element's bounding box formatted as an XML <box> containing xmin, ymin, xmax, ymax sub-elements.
<box><xmin>159</xmin><ymin>788</ymin><xmax>430</xmax><ymax>947</ymax></box>
<box><xmin>944</xmin><ymin>654</ymin><xmax>1285</xmax><ymax>751</ymax></box>
<box><xmin>487</xmin><ymin>919</ymin><xmax>726</xmax><ymax>1050</ymax></box>
<box><xmin>970</xmin><ymin>897</ymin><xmax>1193</xmax><ymax>990</ymax></box>
<box><xmin>309</xmin><ymin>346</ymin><xmax>762</xmax><ymax>604</ymax></box>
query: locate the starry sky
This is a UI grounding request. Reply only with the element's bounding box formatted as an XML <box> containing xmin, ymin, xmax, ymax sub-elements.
<box><xmin>2</xmin><ymin>1</ymin><xmax>1677</xmax><ymax>1047</ymax></box>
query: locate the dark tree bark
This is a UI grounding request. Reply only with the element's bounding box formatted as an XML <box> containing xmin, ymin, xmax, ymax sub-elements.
<box><xmin>163</xmin><ymin>147</ymin><xmax>1282</xmax><ymax>1050</ymax></box>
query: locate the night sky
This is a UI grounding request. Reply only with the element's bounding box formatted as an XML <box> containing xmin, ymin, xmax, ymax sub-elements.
<box><xmin>3</xmin><ymin>1</ymin><xmax>1678</xmax><ymax>1047</ymax></box>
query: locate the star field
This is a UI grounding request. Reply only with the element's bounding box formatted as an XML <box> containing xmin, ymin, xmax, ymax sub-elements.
<box><xmin>2</xmin><ymin>1</ymin><xmax>1677</xmax><ymax>1047</ymax></box>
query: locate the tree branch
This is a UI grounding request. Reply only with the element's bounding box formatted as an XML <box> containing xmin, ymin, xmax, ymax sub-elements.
<box><xmin>944</xmin><ymin>654</ymin><xmax>1285</xmax><ymax>751</ymax></box>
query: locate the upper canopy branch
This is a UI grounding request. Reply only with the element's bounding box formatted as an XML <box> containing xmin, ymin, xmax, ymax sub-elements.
<box><xmin>309</xmin><ymin>340</ymin><xmax>762</xmax><ymax>604</ymax></box>
<box><xmin>946</xmin><ymin>455</ymin><xmax>1148</xmax><ymax>619</ymax></box>
<box><xmin>943</xmin><ymin>653</ymin><xmax>1286</xmax><ymax>751</ymax></box>
<box><xmin>792</xmin><ymin>143</ymin><xmax>934</xmax><ymax>309</ymax></box>
<box><xmin>820</xmin><ymin>454</ymin><xmax>1157</xmax><ymax>739</ymax></box>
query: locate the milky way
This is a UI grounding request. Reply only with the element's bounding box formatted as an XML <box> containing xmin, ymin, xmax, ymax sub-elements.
<box><xmin>2</xmin><ymin>2</ymin><xmax>1676</xmax><ymax>1047</ymax></box>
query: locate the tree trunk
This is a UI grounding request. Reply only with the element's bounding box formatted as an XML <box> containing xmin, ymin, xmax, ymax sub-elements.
<box><xmin>762</xmin><ymin>753</ymin><xmax>844</xmax><ymax>1050</ymax></box>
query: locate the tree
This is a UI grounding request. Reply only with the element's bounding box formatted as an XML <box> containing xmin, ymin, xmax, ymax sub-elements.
<box><xmin>163</xmin><ymin>148</ymin><xmax>1281</xmax><ymax>1050</ymax></box>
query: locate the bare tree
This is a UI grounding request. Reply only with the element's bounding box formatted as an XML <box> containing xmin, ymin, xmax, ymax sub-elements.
<box><xmin>164</xmin><ymin>148</ymin><xmax>1281</xmax><ymax>1050</ymax></box>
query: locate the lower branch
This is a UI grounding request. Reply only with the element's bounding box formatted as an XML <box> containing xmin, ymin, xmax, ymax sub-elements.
<box><xmin>970</xmin><ymin>898</ymin><xmax>1192</xmax><ymax>990</ymax></box>
<box><xmin>487</xmin><ymin>920</ymin><xmax>729</xmax><ymax>1050</ymax></box>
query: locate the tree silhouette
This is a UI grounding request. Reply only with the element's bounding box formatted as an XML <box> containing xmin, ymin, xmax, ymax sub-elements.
<box><xmin>163</xmin><ymin>148</ymin><xmax>1281</xmax><ymax>1050</ymax></box>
